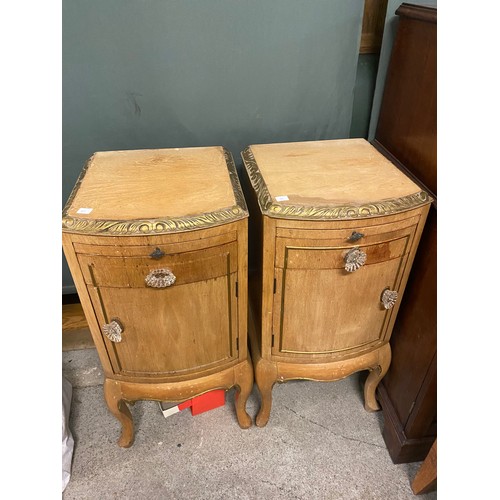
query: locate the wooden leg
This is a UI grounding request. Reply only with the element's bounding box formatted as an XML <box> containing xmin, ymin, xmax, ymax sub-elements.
<box><xmin>103</xmin><ymin>379</ymin><xmax>134</xmax><ymax>448</ymax></box>
<box><xmin>254</xmin><ymin>358</ymin><xmax>278</xmax><ymax>427</ymax></box>
<box><xmin>364</xmin><ymin>344</ymin><xmax>391</xmax><ymax>412</ymax></box>
<box><xmin>233</xmin><ymin>355</ymin><xmax>253</xmax><ymax>429</ymax></box>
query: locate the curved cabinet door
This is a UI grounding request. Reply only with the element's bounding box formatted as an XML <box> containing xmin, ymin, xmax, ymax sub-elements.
<box><xmin>82</xmin><ymin>242</ymin><xmax>239</xmax><ymax>378</ymax></box>
<box><xmin>272</xmin><ymin>227</ymin><xmax>417</xmax><ymax>359</ymax></box>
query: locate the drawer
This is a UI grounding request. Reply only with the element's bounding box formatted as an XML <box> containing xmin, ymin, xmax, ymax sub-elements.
<box><xmin>77</xmin><ymin>241</ymin><xmax>238</xmax><ymax>287</ymax></box>
<box><xmin>73</xmin><ymin>231</ymin><xmax>236</xmax><ymax>257</ymax></box>
<box><xmin>283</xmin><ymin>237</ymin><xmax>410</xmax><ymax>270</ymax></box>
<box><xmin>275</xmin><ymin>216</ymin><xmax>419</xmax><ymax>268</ymax></box>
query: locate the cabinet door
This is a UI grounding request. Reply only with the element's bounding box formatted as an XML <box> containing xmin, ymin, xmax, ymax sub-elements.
<box><xmin>81</xmin><ymin>243</ymin><xmax>239</xmax><ymax>377</ymax></box>
<box><xmin>272</xmin><ymin>233</ymin><xmax>415</xmax><ymax>358</ymax></box>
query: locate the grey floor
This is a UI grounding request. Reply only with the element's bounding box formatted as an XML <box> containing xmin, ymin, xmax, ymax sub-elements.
<box><xmin>62</xmin><ymin>348</ymin><xmax>437</xmax><ymax>500</ymax></box>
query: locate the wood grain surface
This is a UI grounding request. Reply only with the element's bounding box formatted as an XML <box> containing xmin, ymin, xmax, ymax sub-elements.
<box><xmin>65</xmin><ymin>146</ymin><xmax>236</xmax><ymax>220</ymax></box>
<box><xmin>248</xmin><ymin>139</ymin><xmax>423</xmax><ymax>206</ymax></box>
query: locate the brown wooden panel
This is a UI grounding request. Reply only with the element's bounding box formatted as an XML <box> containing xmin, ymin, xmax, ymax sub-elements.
<box><xmin>377</xmin><ymin>382</ymin><xmax>436</xmax><ymax>464</ymax></box>
<box><xmin>89</xmin><ymin>273</ymin><xmax>237</xmax><ymax>377</ymax></box>
<box><xmin>278</xmin><ymin>237</ymin><xmax>409</xmax><ymax>271</ymax></box>
<box><xmin>373</xmin><ymin>3</ymin><xmax>437</xmax><ymax>463</ymax></box>
<box><xmin>375</xmin><ymin>5</ymin><xmax>437</xmax><ymax>195</ymax></box>
<box><xmin>360</xmin><ymin>0</ymin><xmax>389</xmax><ymax>54</ymax></box>
<box><xmin>73</xmin><ymin>232</ymin><xmax>236</xmax><ymax>256</ymax></box>
<box><xmin>273</xmin><ymin>255</ymin><xmax>405</xmax><ymax>355</ymax></box>
<box><xmin>382</xmin><ymin>205</ymin><xmax>436</xmax><ymax>432</ymax></box>
<box><xmin>275</xmin><ymin>215</ymin><xmax>421</xmax><ymax>267</ymax></box>
<box><xmin>62</xmin><ymin>302</ymin><xmax>88</xmax><ymax>331</ymax></box>
<box><xmin>275</xmin><ymin>214</ymin><xmax>420</xmax><ymax>240</ymax></box>
<box><xmin>78</xmin><ymin>242</ymin><xmax>237</xmax><ymax>287</ymax></box>
<box><xmin>406</xmin><ymin>351</ymin><xmax>437</xmax><ymax>439</ymax></box>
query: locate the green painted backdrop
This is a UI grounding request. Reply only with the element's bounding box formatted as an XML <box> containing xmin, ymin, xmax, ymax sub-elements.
<box><xmin>62</xmin><ymin>0</ymin><xmax>366</xmax><ymax>292</ymax></box>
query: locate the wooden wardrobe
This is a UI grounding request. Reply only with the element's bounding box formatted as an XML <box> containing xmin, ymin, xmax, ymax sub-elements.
<box><xmin>372</xmin><ymin>2</ymin><xmax>437</xmax><ymax>463</ymax></box>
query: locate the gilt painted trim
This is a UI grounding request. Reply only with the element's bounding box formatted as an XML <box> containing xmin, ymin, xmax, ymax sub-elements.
<box><xmin>241</xmin><ymin>146</ymin><xmax>431</xmax><ymax>220</ymax></box>
<box><xmin>62</xmin><ymin>148</ymin><xmax>248</xmax><ymax>235</ymax></box>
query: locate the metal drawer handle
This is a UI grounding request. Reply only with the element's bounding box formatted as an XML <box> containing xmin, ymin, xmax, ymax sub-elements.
<box><xmin>347</xmin><ymin>231</ymin><xmax>364</xmax><ymax>242</ymax></box>
<box><xmin>149</xmin><ymin>247</ymin><xmax>165</xmax><ymax>259</ymax></box>
<box><xmin>344</xmin><ymin>247</ymin><xmax>367</xmax><ymax>272</ymax></box>
<box><xmin>381</xmin><ymin>288</ymin><xmax>398</xmax><ymax>309</ymax></box>
<box><xmin>145</xmin><ymin>268</ymin><xmax>176</xmax><ymax>288</ymax></box>
<box><xmin>103</xmin><ymin>319</ymin><xmax>123</xmax><ymax>343</ymax></box>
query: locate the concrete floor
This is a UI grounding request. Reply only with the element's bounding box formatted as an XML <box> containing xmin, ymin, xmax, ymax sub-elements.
<box><xmin>62</xmin><ymin>348</ymin><xmax>437</xmax><ymax>500</ymax></box>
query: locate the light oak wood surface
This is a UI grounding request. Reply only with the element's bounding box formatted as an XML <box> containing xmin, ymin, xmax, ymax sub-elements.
<box><xmin>62</xmin><ymin>303</ymin><xmax>88</xmax><ymax>331</ymax></box>
<box><xmin>249</xmin><ymin>139</ymin><xmax>422</xmax><ymax>206</ymax></box>
<box><xmin>65</xmin><ymin>146</ymin><xmax>236</xmax><ymax>220</ymax></box>
<box><xmin>242</xmin><ymin>138</ymin><xmax>431</xmax><ymax>427</ymax></box>
<box><xmin>62</xmin><ymin>302</ymin><xmax>94</xmax><ymax>351</ymax></box>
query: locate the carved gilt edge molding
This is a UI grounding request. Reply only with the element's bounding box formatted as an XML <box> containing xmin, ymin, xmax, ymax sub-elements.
<box><xmin>241</xmin><ymin>147</ymin><xmax>274</xmax><ymax>212</ymax></box>
<box><xmin>62</xmin><ymin>148</ymin><xmax>248</xmax><ymax>235</ymax></box>
<box><xmin>241</xmin><ymin>146</ymin><xmax>431</xmax><ymax>220</ymax></box>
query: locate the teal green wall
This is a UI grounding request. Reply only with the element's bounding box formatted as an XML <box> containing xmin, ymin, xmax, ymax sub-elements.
<box><xmin>62</xmin><ymin>0</ymin><xmax>366</xmax><ymax>292</ymax></box>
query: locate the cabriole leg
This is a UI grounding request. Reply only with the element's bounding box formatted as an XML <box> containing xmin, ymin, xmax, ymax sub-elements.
<box><xmin>364</xmin><ymin>344</ymin><xmax>391</xmax><ymax>412</ymax></box>
<box><xmin>254</xmin><ymin>359</ymin><xmax>278</xmax><ymax>427</ymax></box>
<box><xmin>233</xmin><ymin>355</ymin><xmax>253</xmax><ymax>429</ymax></box>
<box><xmin>103</xmin><ymin>379</ymin><xmax>134</xmax><ymax>448</ymax></box>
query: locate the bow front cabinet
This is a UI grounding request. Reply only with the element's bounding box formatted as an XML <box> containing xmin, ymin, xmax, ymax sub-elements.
<box><xmin>62</xmin><ymin>146</ymin><xmax>253</xmax><ymax>447</ymax></box>
<box><xmin>241</xmin><ymin>138</ymin><xmax>431</xmax><ymax>427</ymax></box>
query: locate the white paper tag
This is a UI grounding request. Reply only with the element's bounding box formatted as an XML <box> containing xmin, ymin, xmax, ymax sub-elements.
<box><xmin>161</xmin><ymin>406</ymin><xmax>180</xmax><ymax>418</ymax></box>
<box><xmin>158</xmin><ymin>402</ymin><xmax>181</xmax><ymax>418</ymax></box>
<box><xmin>275</xmin><ymin>195</ymin><xmax>289</xmax><ymax>202</ymax></box>
<box><xmin>77</xmin><ymin>208</ymin><xmax>93</xmax><ymax>214</ymax></box>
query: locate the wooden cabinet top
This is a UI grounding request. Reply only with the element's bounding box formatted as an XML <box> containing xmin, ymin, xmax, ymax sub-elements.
<box><xmin>241</xmin><ymin>138</ymin><xmax>431</xmax><ymax>221</ymax></box>
<box><xmin>62</xmin><ymin>146</ymin><xmax>248</xmax><ymax>235</ymax></box>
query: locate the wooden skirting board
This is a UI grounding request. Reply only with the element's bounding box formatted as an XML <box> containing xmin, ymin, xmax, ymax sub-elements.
<box><xmin>62</xmin><ymin>302</ymin><xmax>95</xmax><ymax>351</ymax></box>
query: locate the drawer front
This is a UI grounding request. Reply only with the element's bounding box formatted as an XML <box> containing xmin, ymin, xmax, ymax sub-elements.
<box><xmin>73</xmin><ymin>231</ymin><xmax>236</xmax><ymax>257</ymax></box>
<box><xmin>272</xmin><ymin>222</ymin><xmax>418</xmax><ymax>358</ymax></box>
<box><xmin>77</xmin><ymin>242</ymin><xmax>237</xmax><ymax>288</ymax></box>
<box><xmin>275</xmin><ymin>215</ymin><xmax>420</xmax><ymax>268</ymax></box>
<box><xmin>283</xmin><ymin>238</ymin><xmax>408</xmax><ymax>270</ymax></box>
<box><xmin>82</xmin><ymin>241</ymin><xmax>239</xmax><ymax>377</ymax></box>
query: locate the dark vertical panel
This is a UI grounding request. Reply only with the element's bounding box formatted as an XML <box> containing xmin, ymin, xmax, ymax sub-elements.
<box><xmin>373</xmin><ymin>2</ymin><xmax>437</xmax><ymax>464</ymax></box>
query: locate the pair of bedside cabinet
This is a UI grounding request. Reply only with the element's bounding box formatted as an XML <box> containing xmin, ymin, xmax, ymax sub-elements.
<box><xmin>62</xmin><ymin>139</ymin><xmax>431</xmax><ymax>447</ymax></box>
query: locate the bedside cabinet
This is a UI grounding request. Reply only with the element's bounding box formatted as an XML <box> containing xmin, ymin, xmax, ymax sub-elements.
<box><xmin>241</xmin><ymin>138</ymin><xmax>432</xmax><ymax>427</ymax></box>
<box><xmin>62</xmin><ymin>146</ymin><xmax>253</xmax><ymax>447</ymax></box>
